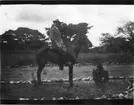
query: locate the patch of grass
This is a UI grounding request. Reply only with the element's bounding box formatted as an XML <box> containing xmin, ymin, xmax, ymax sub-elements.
<box><xmin>2</xmin><ymin>51</ymin><xmax>133</xmax><ymax>67</ymax></box>
<box><xmin>1</xmin><ymin>51</ymin><xmax>36</xmax><ymax>67</ymax></box>
<box><xmin>78</xmin><ymin>53</ymin><xmax>110</xmax><ymax>64</ymax></box>
<box><xmin>1</xmin><ymin>79</ymin><xmax>130</xmax><ymax>100</ymax></box>
<box><xmin>1</xmin><ymin>64</ymin><xmax>133</xmax><ymax>81</ymax></box>
<box><xmin>1</xmin><ymin>64</ymin><xmax>133</xmax><ymax>100</ymax></box>
<box><xmin>77</xmin><ymin>53</ymin><xmax>133</xmax><ymax>64</ymax></box>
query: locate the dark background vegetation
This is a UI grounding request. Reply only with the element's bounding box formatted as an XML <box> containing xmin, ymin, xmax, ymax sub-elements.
<box><xmin>1</xmin><ymin>21</ymin><xmax>134</xmax><ymax>66</ymax></box>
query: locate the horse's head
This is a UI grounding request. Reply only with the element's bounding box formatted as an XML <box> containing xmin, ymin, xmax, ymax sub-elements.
<box><xmin>70</xmin><ymin>24</ymin><xmax>93</xmax><ymax>51</ymax></box>
<box><xmin>80</xmin><ymin>37</ymin><xmax>92</xmax><ymax>53</ymax></box>
<box><xmin>72</xmin><ymin>36</ymin><xmax>92</xmax><ymax>52</ymax></box>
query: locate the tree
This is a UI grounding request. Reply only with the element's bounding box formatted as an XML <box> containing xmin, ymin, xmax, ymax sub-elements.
<box><xmin>100</xmin><ymin>33</ymin><xmax>114</xmax><ymax>46</ymax></box>
<box><xmin>14</xmin><ymin>27</ymin><xmax>46</xmax><ymax>41</ymax></box>
<box><xmin>99</xmin><ymin>33</ymin><xmax>116</xmax><ymax>53</ymax></box>
<box><xmin>117</xmin><ymin>21</ymin><xmax>134</xmax><ymax>53</ymax></box>
<box><xmin>0</xmin><ymin>30</ymin><xmax>22</xmax><ymax>50</ymax></box>
<box><xmin>100</xmin><ymin>21</ymin><xmax>134</xmax><ymax>54</ymax></box>
<box><xmin>0</xmin><ymin>27</ymin><xmax>48</xmax><ymax>50</ymax></box>
<box><xmin>45</xmin><ymin>20</ymin><xmax>93</xmax><ymax>52</ymax></box>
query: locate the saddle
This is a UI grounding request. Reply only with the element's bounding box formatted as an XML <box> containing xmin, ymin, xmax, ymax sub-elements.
<box><xmin>50</xmin><ymin>48</ymin><xmax>66</xmax><ymax>70</ymax></box>
<box><xmin>50</xmin><ymin>47</ymin><xmax>65</xmax><ymax>57</ymax></box>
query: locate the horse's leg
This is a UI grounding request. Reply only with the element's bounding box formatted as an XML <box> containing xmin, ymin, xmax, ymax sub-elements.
<box><xmin>58</xmin><ymin>56</ymin><xmax>65</xmax><ymax>70</ymax></box>
<box><xmin>69</xmin><ymin>64</ymin><xmax>73</xmax><ymax>86</ymax></box>
<box><xmin>37</xmin><ymin>64</ymin><xmax>45</xmax><ymax>85</ymax></box>
<box><xmin>59</xmin><ymin>63</ymin><xmax>64</xmax><ymax>70</ymax></box>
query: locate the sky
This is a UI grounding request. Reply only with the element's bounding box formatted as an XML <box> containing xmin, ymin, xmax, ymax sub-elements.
<box><xmin>0</xmin><ymin>5</ymin><xmax>134</xmax><ymax>46</ymax></box>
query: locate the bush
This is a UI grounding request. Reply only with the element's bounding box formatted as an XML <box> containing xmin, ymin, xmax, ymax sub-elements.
<box><xmin>1</xmin><ymin>50</ymin><xmax>133</xmax><ymax>67</ymax></box>
<box><xmin>77</xmin><ymin>53</ymin><xmax>108</xmax><ymax>65</ymax></box>
<box><xmin>1</xmin><ymin>50</ymin><xmax>36</xmax><ymax>66</ymax></box>
<box><xmin>108</xmin><ymin>53</ymin><xmax>133</xmax><ymax>64</ymax></box>
<box><xmin>17</xmin><ymin>59</ymin><xmax>35</xmax><ymax>66</ymax></box>
<box><xmin>77</xmin><ymin>53</ymin><xmax>133</xmax><ymax>65</ymax></box>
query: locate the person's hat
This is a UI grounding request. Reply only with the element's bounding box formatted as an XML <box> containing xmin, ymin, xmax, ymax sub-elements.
<box><xmin>53</xmin><ymin>19</ymin><xmax>60</xmax><ymax>24</ymax></box>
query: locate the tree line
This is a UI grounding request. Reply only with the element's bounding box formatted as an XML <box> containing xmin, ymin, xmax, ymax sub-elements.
<box><xmin>0</xmin><ymin>27</ymin><xmax>48</xmax><ymax>51</ymax></box>
<box><xmin>0</xmin><ymin>20</ymin><xmax>92</xmax><ymax>52</ymax></box>
<box><xmin>89</xmin><ymin>21</ymin><xmax>133</xmax><ymax>55</ymax></box>
<box><xmin>0</xmin><ymin>21</ymin><xmax>133</xmax><ymax>55</ymax></box>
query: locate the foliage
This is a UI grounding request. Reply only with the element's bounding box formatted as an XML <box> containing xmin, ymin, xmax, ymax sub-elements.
<box><xmin>117</xmin><ymin>21</ymin><xmax>134</xmax><ymax>44</ymax></box>
<box><xmin>45</xmin><ymin>20</ymin><xmax>93</xmax><ymax>52</ymax></box>
<box><xmin>100</xmin><ymin>33</ymin><xmax>114</xmax><ymax>46</ymax></box>
<box><xmin>77</xmin><ymin>53</ymin><xmax>133</xmax><ymax>64</ymax></box>
<box><xmin>0</xmin><ymin>27</ymin><xmax>48</xmax><ymax>50</ymax></box>
<box><xmin>0</xmin><ymin>20</ymin><xmax>93</xmax><ymax>52</ymax></box>
<box><xmin>99</xmin><ymin>21</ymin><xmax>134</xmax><ymax>54</ymax></box>
<box><xmin>117</xmin><ymin>21</ymin><xmax>134</xmax><ymax>53</ymax></box>
<box><xmin>1</xmin><ymin>50</ymin><xmax>133</xmax><ymax>67</ymax></box>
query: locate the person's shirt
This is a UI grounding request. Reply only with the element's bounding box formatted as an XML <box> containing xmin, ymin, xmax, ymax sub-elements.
<box><xmin>49</xmin><ymin>25</ymin><xmax>66</xmax><ymax>51</ymax></box>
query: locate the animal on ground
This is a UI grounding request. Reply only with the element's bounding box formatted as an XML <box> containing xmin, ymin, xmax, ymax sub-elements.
<box><xmin>36</xmin><ymin>38</ymin><xmax>92</xmax><ymax>86</ymax></box>
<box><xmin>36</xmin><ymin>19</ymin><xmax>93</xmax><ymax>86</ymax></box>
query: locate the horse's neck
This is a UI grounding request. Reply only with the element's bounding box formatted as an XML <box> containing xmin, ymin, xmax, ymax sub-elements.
<box><xmin>66</xmin><ymin>45</ymin><xmax>80</xmax><ymax>58</ymax></box>
<box><xmin>74</xmin><ymin>46</ymin><xmax>81</xmax><ymax>57</ymax></box>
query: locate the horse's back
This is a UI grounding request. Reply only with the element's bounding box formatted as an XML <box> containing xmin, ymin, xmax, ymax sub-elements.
<box><xmin>36</xmin><ymin>45</ymin><xmax>49</xmax><ymax>55</ymax></box>
<box><xmin>66</xmin><ymin>46</ymin><xmax>77</xmax><ymax>61</ymax></box>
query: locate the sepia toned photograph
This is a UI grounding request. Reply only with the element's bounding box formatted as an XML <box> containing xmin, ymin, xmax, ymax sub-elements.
<box><xmin>0</xmin><ymin>5</ymin><xmax>134</xmax><ymax>101</ymax></box>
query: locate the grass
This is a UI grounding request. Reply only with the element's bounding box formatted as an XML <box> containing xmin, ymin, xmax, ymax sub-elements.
<box><xmin>1</xmin><ymin>51</ymin><xmax>133</xmax><ymax>67</ymax></box>
<box><xmin>1</xmin><ymin>64</ymin><xmax>133</xmax><ymax>100</ymax></box>
<box><xmin>78</xmin><ymin>53</ymin><xmax>133</xmax><ymax>64</ymax></box>
<box><xmin>1</xmin><ymin>80</ymin><xmax>130</xmax><ymax>100</ymax></box>
<box><xmin>1</xmin><ymin>64</ymin><xmax>133</xmax><ymax>81</ymax></box>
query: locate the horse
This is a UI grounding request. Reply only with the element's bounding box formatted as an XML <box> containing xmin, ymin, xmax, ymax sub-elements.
<box><xmin>36</xmin><ymin>37</ymin><xmax>92</xmax><ymax>86</ymax></box>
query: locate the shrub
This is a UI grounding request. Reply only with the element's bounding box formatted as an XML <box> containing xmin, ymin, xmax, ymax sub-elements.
<box><xmin>78</xmin><ymin>53</ymin><xmax>133</xmax><ymax>65</ymax></box>
<box><xmin>17</xmin><ymin>59</ymin><xmax>34</xmax><ymax>66</ymax></box>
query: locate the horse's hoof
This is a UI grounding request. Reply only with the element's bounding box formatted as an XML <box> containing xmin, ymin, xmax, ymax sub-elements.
<box><xmin>37</xmin><ymin>82</ymin><xmax>42</xmax><ymax>85</ymax></box>
<box><xmin>70</xmin><ymin>83</ymin><xmax>73</xmax><ymax>87</ymax></box>
<box><xmin>60</xmin><ymin>69</ymin><xmax>64</xmax><ymax>71</ymax></box>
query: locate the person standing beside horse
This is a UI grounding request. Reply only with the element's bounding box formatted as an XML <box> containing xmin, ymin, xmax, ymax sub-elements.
<box><xmin>93</xmin><ymin>63</ymin><xmax>109</xmax><ymax>86</ymax></box>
